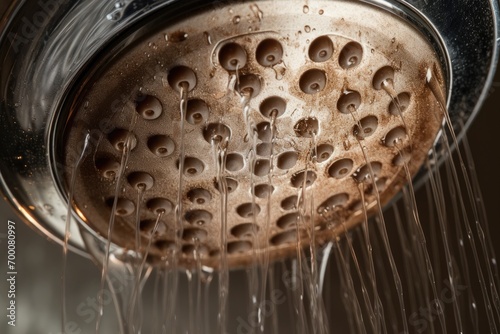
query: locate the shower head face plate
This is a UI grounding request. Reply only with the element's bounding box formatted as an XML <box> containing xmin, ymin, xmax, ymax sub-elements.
<box><xmin>60</xmin><ymin>1</ymin><xmax>446</xmax><ymax>269</ymax></box>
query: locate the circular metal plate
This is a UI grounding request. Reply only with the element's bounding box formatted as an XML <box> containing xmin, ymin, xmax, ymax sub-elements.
<box><xmin>60</xmin><ymin>1</ymin><xmax>446</xmax><ymax>268</ymax></box>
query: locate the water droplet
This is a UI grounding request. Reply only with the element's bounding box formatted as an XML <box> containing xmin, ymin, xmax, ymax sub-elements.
<box><xmin>319</xmin><ymin>9</ymin><xmax>324</xmax><ymax>15</ymax></box>
<box><xmin>303</xmin><ymin>5</ymin><xmax>309</xmax><ymax>13</ymax></box>
<box><xmin>250</xmin><ymin>4</ymin><xmax>263</xmax><ymax>21</ymax></box>
<box><xmin>232</xmin><ymin>16</ymin><xmax>241</xmax><ymax>24</ymax></box>
<box><xmin>273</xmin><ymin>65</ymin><xmax>286</xmax><ymax>80</ymax></box>
<box><xmin>168</xmin><ymin>31</ymin><xmax>188</xmax><ymax>42</ymax></box>
<box><xmin>304</xmin><ymin>25</ymin><xmax>311</xmax><ymax>33</ymax></box>
<box><xmin>106</xmin><ymin>11</ymin><xmax>120</xmax><ymax>21</ymax></box>
<box><xmin>343</xmin><ymin>139</ymin><xmax>352</xmax><ymax>151</ymax></box>
<box><xmin>203</xmin><ymin>31</ymin><xmax>212</xmax><ymax>45</ymax></box>
<box><xmin>44</xmin><ymin>204</ymin><xmax>54</xmax><ymax>215</ymax></box>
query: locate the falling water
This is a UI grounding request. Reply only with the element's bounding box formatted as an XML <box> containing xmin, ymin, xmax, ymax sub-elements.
<box><xmin>96</xmin><ymin>112</ymin><xmax>137</xmax><ymax>333</ymax></box>
<box><xmin>127</xmin><ymin>184</ymin><xmax>146</xmax><ymax>333</ymax></box>
<box><xmin>62</xmin><ymin>132</ymin><xmax>91</xmax><ymax>333</ymax></box>
<box><xmin>427</xmin><ymin>69</ymin><xmax>500</xmax><ymax>331</ymax></box>
<box><xmin>241</xmin><ymin>87</ymin><xmax>262</xmax><ymax>334</ymax></box>
<box><xmin>128</xmin><ymin>211</ymin><xmax>163</xmax><ymax>333</ymax></box>
<box><xmin>259</xmin><ymin>110</ymin><xmax>277</xmax><ymax>333</ymax></box>
<box><xmin>398</xmin><ymin>145</ymin><xmax>448</xmax><ymax>333</ymax></box>
<box><xmin>215</xmin><ymin>135</ymin><xmax>229</xmax><ymax>334</ymax></box>
<box><xmin>349</xmin><ymin>103</ymin><xmax>384</xmax><ymax>332</ymax></box>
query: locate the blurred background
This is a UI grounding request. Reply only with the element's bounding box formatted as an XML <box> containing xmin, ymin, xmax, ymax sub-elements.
<box><xmin>1</xmin><ymin>1</ymin><xmax>499</xmax><ymax>333</ymax></box>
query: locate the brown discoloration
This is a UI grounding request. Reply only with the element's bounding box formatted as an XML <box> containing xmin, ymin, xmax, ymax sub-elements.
<box><xmin>60</xmin><ymin>1</ymin><xmax>446</xmax><ymax>270</ymax></box>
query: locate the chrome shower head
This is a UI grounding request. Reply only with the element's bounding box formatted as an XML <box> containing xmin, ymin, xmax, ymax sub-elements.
<box><xmin>58</xmin><ymin>1</ymin><xmax>446</xmax><ymax>268</ymax></box>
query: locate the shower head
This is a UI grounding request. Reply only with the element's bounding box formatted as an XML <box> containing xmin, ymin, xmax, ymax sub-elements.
<box><xmin>58</xmin><ymin>1</ymin><xmax>446</xmax><ymax>268</ymax></box>
<box><xmin>0</xmin><ymin>0</ymin><xmax>498</xmax><ymax>269</ymax></box>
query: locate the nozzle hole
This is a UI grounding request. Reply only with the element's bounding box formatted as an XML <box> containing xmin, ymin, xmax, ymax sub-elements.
<box><xmin>254</xmin><ymin>184</ymin><xmax>274</xmax><ymax>198</ymax></box>
<box><xmin>237</xmin><ymin>74</ymin><xmax>262</xmax><ymax>98</ymax></box>
<box><xmin>185</xmin><ymin>210</ymin><xmax>213</xmax><ymax>226</ymax></box>
<box><xmin>281</xmin><ymin>195</ymin><xmax>298</xmax><ymax>210</ymax></box>
<box><xmin>253</xmin><ymin>159</ymin><xmax>271</xmax><ymax>177</ymax></box>
<box><xmin>318</xmin><ymin>193</ymin><xmax>349</xmax><ymax>213</ymax></box>
<box><xmin>257</xmin><ymin>122</ymin><xmax>272</xmax><ymax>142</ymax></box>
<box><xmin>256</xmin><ymin>38</ymin><xmax>283</xmax><ymax>67</ymax></box>
<box><xmin>148</xmin><ymin>135</ymin><xmax>175</xmax><ymax>157</ymax></box>
<box><xmin>384</xmin><ymin>126</ymin><xmax>407</xmax><ymax>147</ymax></box>
<box><xmin>227</xmin><ymin>241</ymin><xmax>253</xmax><ymax>254</ymax></box>
<box><xmin>187</xmin><ymin>188</ymin><xmax>212</xmax><ymax>204</ymax></box>
<box><xmin>147</xmin><ymin>198</ymin><xmax>173</xmax><ymax>215</ymax></box>
<box><xmin>256</xmin><ymin>143</ymin><xmax>272</xmax><ymax>156</ymax></box>
<box><xmin>328</xmin><ymin>159</ymin><xmax>354</xmax><ymax>179</ymax></box>
<box><xmin>309</xmin><ymin>35</ymin><xmax>334</xmax><ymax>62</ymax></box>
<box><xmin>226</xmin><ymin>153</ymin><xmax>245</xmax><ymax>172</ymax></box>
<box><xmin>181</xmin><ymin>157</ymin><xmax>205</xmax><ymax>176</ymax></box>
<box><xmin>337</xmin><ymin>90</ymin><xmax>361</xmax><ymax>114</ymax></box>
<box><xmin>219</xmin><ymin>43</ymin><xmax>247</xmax><ymax>71</ymax></box>
<box><xmin>128</xmin><ymin>172</ymin><xmax>154</xmax><ymax>190</ymax></box>
<box><xmin>277</xmin><ymin>151</ymin><xmax>299</xmax><ymax>170</ymax></box>
<box><xmin>294</xmin><ymin>117</ymin><xmax>319</xmax><ymax>138</ymax></box>
<box><xmin>354</xmin><ymin>116</ymin><xmax>378</xmax><ymax>139</ymax></box>
<box><xmin>136</xmin><ymin>95</ymin><xmax>163</xmax><ymax>120</ymax></box>
<box><xmin>260</xmin><ymin>96</ymin><xmax>287</xmax><ymax>118</ymax></box>
<box><xmin>108</xmin><ymin>129</ymin><xmax>137</xmax><ymax>152</ymax></box>
<box><xmin>373</xmin><ymin>66</ymin><xmax>395</xmax><ymax>90</ymax></box>
<box><xmin>277</xmin><ymin>212</ymin><xmax>300</xmax><ymax>229</ymax></box>
<box><xmin>388</xmin><ymin>92</ymin><xmax>411</xmax><ymax>115</ymax></box>
<box><xmin>291</xmin><ymin>170</ymin><xmax>317</xmax><ymax>188</ymax></box>
<box><xmin>299</xmin><ymin>69</ymin><xmax>326</xmax><ymax>94</ymax></box>
<box><xmin>187</xmin><ymin>99</ymin><xmax>209</xmax><ymax>125</ymax></box>
<box><xmin>237</xmin><ymin>203</ymin><xmax>261</xmax><ymax>218</ymax></box>
<box><xmin>167</xmin><ymin>66</ymin><xmax>197</xmax><ymax>92</ymax></box>
<box><xmin>339</xmin><ymin>42</ymin><xmax>363</xmax><ymax>69</ymax></box>
<box><xmin>214</xmin><ymin>177</ymin><xmax>238</xmax><ymax>193</ymax></box>
<box><xmin>316</xmin><ymin>144</ymin><xmax>334</xmax><ymax>163</ymax></box>
<box><xmin>203</xmin><ymin>123</ymin><xmax>231</xmax><ymax>144</ymax></box>
<box><xmin>231</xmin><ymin>223</ymin><xmax>259</xmax><ymax>238</ymax></box>
<box><xmin>353</xmin><ymin>161</ymin><xmax>383</xmax><ymax>183</ymax></box>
